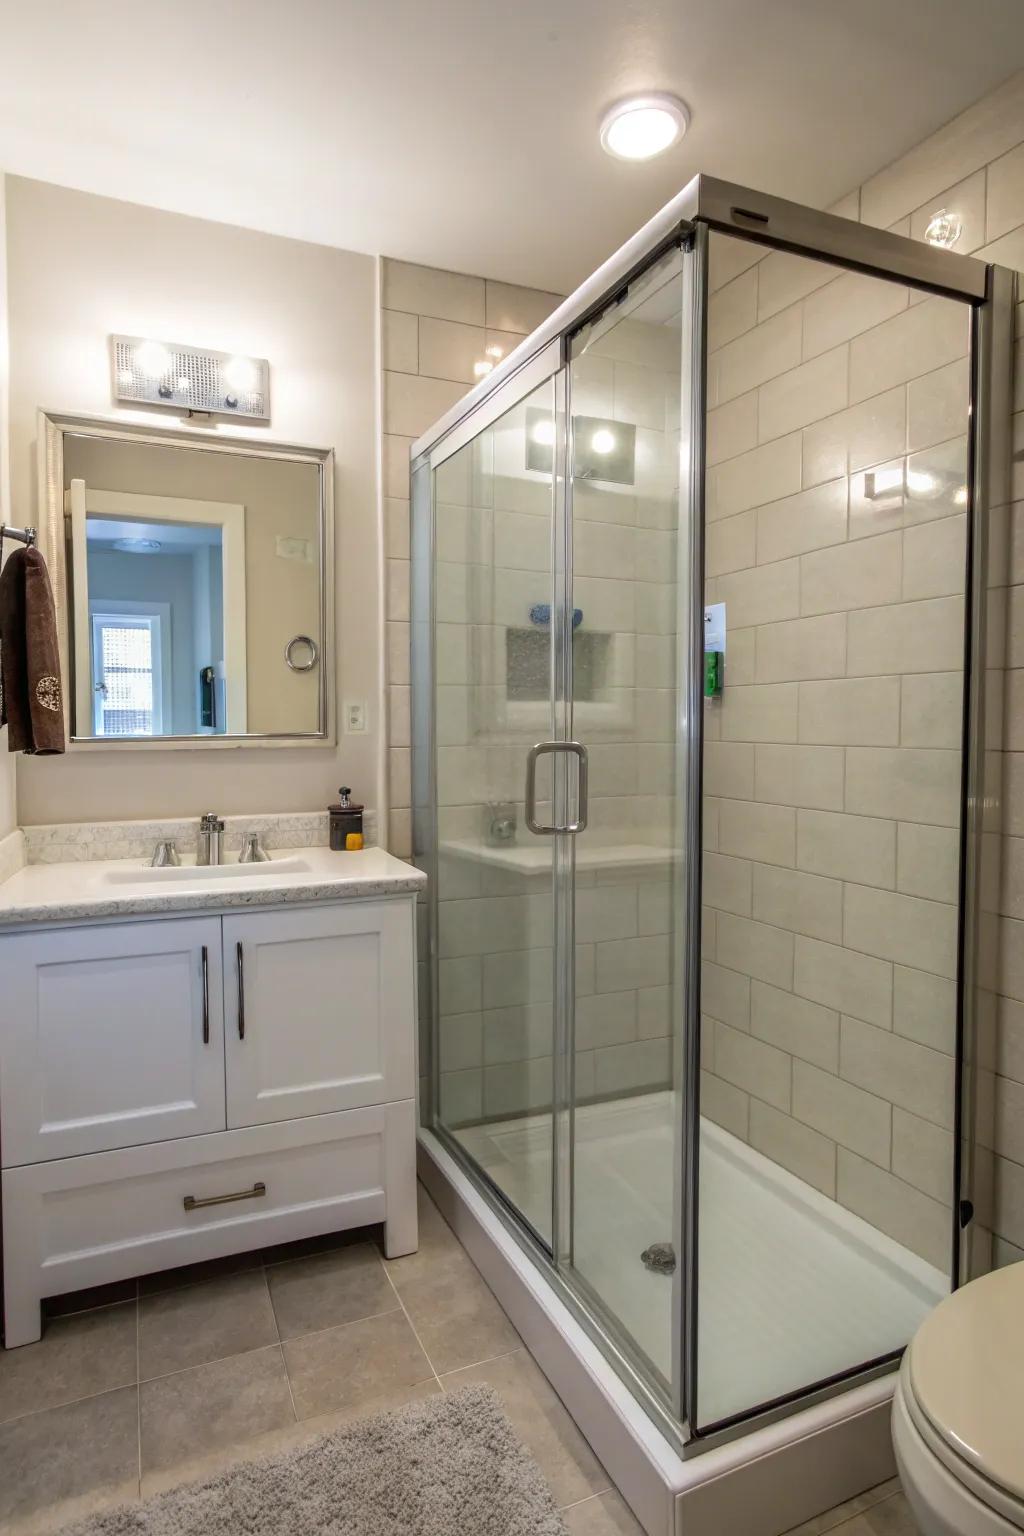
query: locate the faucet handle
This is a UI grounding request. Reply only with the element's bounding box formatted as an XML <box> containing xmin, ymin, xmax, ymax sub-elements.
<box><xmin>238</xmin><ymin>830</ymin><xmax>269</xmax><ymax>864</ymax></box>
<box><xmin>200</xmin><ymin>811</ymin><xmax>224</xmax><ymax>831</ymax></box>
<box><xmin>151</xmin><ymin>839</ymin><xmax>181</xmax><ymax>868</ymax></box>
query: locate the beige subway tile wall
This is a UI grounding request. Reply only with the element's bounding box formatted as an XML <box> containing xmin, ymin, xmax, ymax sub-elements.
<box><xmin>700</xmin><ymin>66</ymin><xmax>1024</xmax><ymax>1270</ymax></box>
<box><xmin>380</xmin><ymin>259</ymin><xmax>561</xmax><ymax>858</ymax></box>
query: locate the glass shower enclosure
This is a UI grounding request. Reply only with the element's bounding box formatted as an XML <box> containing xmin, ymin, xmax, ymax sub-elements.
<box><xmin>410</xmin><ymin>175</ymin><xmax>1012</xmax><ymax>1444</ymax></box>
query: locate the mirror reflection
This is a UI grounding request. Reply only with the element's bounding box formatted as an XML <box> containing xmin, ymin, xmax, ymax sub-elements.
<box><xmin>62</xmin><ymin>430</ymin><xmax>328</xmax><ymax>741</ymax></box>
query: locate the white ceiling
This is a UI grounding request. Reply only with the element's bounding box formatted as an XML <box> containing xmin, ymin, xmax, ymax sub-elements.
<box><xmin>2</xmin><ymin>0</ymin><xmax>1023</xmax><ymax>293</ymax></box>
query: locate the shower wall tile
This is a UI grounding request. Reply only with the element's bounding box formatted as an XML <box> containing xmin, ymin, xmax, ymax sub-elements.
<box><xmin>837</xmin><ymin>1149</ymin><xmax>949</xmax><ymax>1270</ymax></box>
<box><xmin>749</xmin><ymin>1099</ymin><xmax>837</xmax><ymax>1197</ymax></box>
<box><xmin>714</xmin><ymin>1020</ymin><xmax>792</xmax><ymax>1111</ymax></box>
<box><xmin>796</xmin><ymin>809</ymin><xmax>897</xmax><ymax>889</ymax></box>
<box><xmin>792</xmin><ymin>1060</ymin><xmax>892</xmax><ymax>1168</ymax></box>
<box><xmin>750</xmin><ymin>981</ymin><xmax>839</xmax><ymax>1072</ymax></box>
<box><xmin>797</xmin><ymin>676</ymin><xmax>901</xmax><ymax>746</ymax></box>
<box><xmin>383</xmin><ymin>261</ymin><xmax>485</xmax><ymax>325</ymax></box>
<box><xmin>754</xmin><ymin>745</ymin><xmax>844</xmax><ymax>812</ymax></box>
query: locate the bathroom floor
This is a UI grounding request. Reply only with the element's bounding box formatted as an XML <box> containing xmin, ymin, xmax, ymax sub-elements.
<box><xmin>0</xmin><ymin>1181</ymin><xmax>917</xmax><ymax>1536</ymax></box>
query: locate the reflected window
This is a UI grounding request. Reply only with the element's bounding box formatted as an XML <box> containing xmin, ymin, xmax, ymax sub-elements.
<box><xmin>91</xmin><ymin>611</ymin><xmax>164</xmax><ymax>736</ymax></box>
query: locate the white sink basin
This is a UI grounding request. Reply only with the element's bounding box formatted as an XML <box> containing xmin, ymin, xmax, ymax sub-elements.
<box><xmin>103</xmin><ymin>854</ymin><xmax>313</xmax><ymax>885</ymax></box>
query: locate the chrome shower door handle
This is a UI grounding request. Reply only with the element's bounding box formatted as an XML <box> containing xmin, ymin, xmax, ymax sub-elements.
<box><xmin>524</xmin><ymin>741</ymin><xmax>589</xmax><ymax>835</ymax></box>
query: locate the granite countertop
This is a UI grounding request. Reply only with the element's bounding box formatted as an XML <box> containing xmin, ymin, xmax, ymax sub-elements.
<box><xmin>0</xmin><ymin>846</ymin><xmax>426</xmax><ymax>928</ymax></box>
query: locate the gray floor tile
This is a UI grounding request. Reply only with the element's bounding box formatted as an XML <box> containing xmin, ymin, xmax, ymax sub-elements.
<box><xmin>139</xmin><ymin>1268</ymin><xmax>279</xmax><ymax>1380</ymax></box>
<box><xmin>267</xmin><ymin>1241</ymin><xmax>398</xmax><ymax>1340</ymax></box>
<box><xmin>392</xmin><ymin>1243</ymin><xmax>521</xmax><ymax>1373</ymax></box>
<box><xmin>838</xmin><ymin>1493</ymin><xmax>920</xmax><ymax>1535</ymax></box>
<box><xmin>139</xmin><ymin>1379</ymin><xmax>443</xmax><ymax>1498</ymax></box>
<box><xmin>139</xmin><ymin>1344</ymin><xmax>295</xmax><ymax>1477</ymax></box>
<box><xmin>0</xmin><ymin>1302</ymin><xmax>137</xmax><ymax>1425</ymax></box>
<box><xmin>283</xmin><ymin>1307</ymin><xmax>434</xmax><ymax>1420</ymax></box>
<box><xmin>562</xmin><ymin>1489</ymin><xmax>645</xmax><ymax>1532</ymax></box>
<box><xmin>0</xmin><ymin>1386</ymin><xmax>139</xmax><ymax>1525</ymax></box>
<box><xmin>442</xmin><ymin>1348</ymin><xmax>609</xmax><ymax>1509</ymax></box>
<box><xmin>383</xmin><ymin>1184</ymin><xmax>463</xmax><ymax>1284</ymax></box>
<box><xmin>786</xmin><ymin>1480</ymin><xmax>906</xmax><ymax>1536</ymax></box>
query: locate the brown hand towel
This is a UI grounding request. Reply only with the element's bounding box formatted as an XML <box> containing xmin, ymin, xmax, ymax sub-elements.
<box><xmin>0</xmin><ymin>546</ymin><xmax>66</xmax><ymax>754</ymax></box>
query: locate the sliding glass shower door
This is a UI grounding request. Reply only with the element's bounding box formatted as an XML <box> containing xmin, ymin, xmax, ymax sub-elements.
<box><xmin>421</xmin><ymin>244</ymin><xmax>699</xmax><ymax>1414</ymax></box>
<box><xmin>560</xmin><ymin>245</ymin><xmax>697</xmax><ymax>1400</ymax></box>
<box><xmin>427</xmin><ymin>369</ymin><xmax>563</xmax><ymax>1250</ymax></box>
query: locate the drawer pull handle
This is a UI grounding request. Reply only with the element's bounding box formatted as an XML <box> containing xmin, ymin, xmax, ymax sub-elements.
<box><xmin>183</xmin><ymin>1181</ymin><xmax>266</xmax><ymax>1212</ymax></box>
<box><xmin>201</xmin><ymin>945</ymin><xmax>210</xmax><ymax>1045</ymax></box>
<box><xmin>236</xmin><ymin>940</ymin><xmax>245</xmax><ymax>1040</ymax></box>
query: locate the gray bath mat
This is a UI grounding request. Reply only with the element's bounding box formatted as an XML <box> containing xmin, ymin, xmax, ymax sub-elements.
<box><xmin>65</xmin><ymin>1385</ymin><xmax>568</xmax><ymax>1536</ymax></box>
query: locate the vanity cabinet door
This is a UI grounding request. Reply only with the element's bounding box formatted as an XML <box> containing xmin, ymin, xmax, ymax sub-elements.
<box><xmin>0</xmin><ymin>917</ymin><xmax>226</xmax><ymax>1166</ymax></box>
<box><xmin>222</xmin><ymin>901</ymin><xmax>416</xmax><ymax>1128</ymax></box>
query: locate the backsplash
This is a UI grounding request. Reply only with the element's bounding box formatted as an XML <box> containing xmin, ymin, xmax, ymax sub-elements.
<box><xmin>17</xmin><ymin>809</ymin><xmax>377</xmax><ymax>865</ymax></box>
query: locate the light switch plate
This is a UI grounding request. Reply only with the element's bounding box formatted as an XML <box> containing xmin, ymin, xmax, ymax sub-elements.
<box><xmin>344</xmin><ymin>700</ymin><xmax>367</xmax><ymax>733</ymax></box>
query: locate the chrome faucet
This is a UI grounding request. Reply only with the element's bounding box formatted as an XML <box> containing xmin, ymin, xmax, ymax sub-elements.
<box><xmin>197</xmin><ymin>812</ymin><xmax>225</xmax><ymax>866</ymax></box>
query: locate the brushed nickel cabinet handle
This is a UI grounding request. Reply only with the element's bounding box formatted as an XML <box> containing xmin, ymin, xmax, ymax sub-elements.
<box><xmin>201</xmin><ymin>944</ymin><xmax>210</xmax><ymax>1045</ymax></box>
<box><xmin>236</xmin><ymin>940</ymin><xmax>245</xmax><ymax>1040</ymax></box>
<box><xmin>183</xmin><ymin>1181</ymin><xmax>266</xmax><ymax>1212</ymax></box>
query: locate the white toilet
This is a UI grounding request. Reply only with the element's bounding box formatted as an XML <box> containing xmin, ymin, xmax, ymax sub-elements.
<box><xmin>893</xmin><ymin>1264</ymin><xmax>1024</xmax><ymax>1534</ymax></box>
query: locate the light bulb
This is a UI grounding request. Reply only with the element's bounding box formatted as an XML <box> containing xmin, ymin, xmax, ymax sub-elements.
<box><xmin>600</xmin><ymin>94</ymin><xmax>689</xmax><ymax>162</ymax></box>
<box><xmin>222</xmin><ymin>355</ymin><xmax>257</xmax><ymax>393</ymax></box>
<box><xmin>924</xmin><ymin>209</ymin><xmax>962</xmax><ymax>249</ymax></box>
<box><xmin>176</xmin><ymin>376</ymin><xmax>190</xmax><ymax>391</ymax></box>
<box><xmin>135</xmin><ymin>340</ymin><xmax>171</xmax><ymax>379</ymax></box>
<box><xmin>591</xmin><ymin>427</ymin><xmax>616</xmax><ymax>455</ymax></box>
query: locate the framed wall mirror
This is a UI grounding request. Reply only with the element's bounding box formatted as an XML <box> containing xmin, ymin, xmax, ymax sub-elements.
<box><xmin>40</xmin><ymin>412</ymin><xmax>334</xmax><ymax>746</ymax></box>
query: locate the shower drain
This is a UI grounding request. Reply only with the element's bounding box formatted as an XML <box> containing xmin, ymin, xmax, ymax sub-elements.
<box><xmin>641</xmin><ymin>1242</ymin><xmax>676</xmax><ymax>1275</ymax></box>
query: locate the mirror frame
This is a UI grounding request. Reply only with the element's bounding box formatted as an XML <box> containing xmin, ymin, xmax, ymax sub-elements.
<box><xmin>39</xmin><ymin>409</ymin><xmax>335</xmax><ymax>749</ymax></box>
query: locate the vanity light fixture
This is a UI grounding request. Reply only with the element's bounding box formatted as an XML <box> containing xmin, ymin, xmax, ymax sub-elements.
<box><xmin>924</xmin><ymin>208</ymin><xmax>962</xmax><ymax>249</ymax></box>
<box><xmin>600</xmin><ymin>93</ymin><xmax>689</xmax><ymax>162</ymax></box>
<box><xmin>110</xmin><ymin>336</ymin><xmax>271</xmax><ymax>422</ymax></box>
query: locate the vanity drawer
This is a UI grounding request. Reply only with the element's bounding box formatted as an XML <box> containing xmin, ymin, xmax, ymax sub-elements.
<box><xmin>2</xmin><ymin>1101</ymin><xmax>415</xmax><ymax>1324</ymax></box>
<box><xmin>0</xmin><ymin>917</ymin><xmax>226</xmax><ymax>1166</ymax></box>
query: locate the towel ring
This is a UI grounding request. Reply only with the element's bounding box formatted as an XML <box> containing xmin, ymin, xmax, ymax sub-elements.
<box><xmin>284</xmin><ymin>634</ymin><xmax>319</xmax><ymax>673</ymax></box>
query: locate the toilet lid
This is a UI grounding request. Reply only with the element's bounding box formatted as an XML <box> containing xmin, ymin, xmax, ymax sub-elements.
<box><xmin>908</xmin><ymin>1265</ymin><xmax>1024</xmax><ymax>1505</ymax></box>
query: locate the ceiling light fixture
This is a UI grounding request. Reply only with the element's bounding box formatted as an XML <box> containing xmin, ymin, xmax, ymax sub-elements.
<box><xmin>600</xmin><ymin>93</ymin><xmax>689</xmax><ymax>162</ymax></box>
<box><xmin>591</xmin><ymin>427</ymin><xmax>617</xmax><ymax>454</ymax></box>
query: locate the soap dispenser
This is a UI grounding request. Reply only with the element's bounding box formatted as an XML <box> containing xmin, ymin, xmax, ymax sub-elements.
<box><xmin>329</xmin><ymin>787</ymin><xmax>364</xmax><ymax>851</ymax></box>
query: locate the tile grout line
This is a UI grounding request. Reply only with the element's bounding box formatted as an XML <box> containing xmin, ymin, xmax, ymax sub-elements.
<box><xmin>266</xmin><ymin>1262</ymin><xmax>301</xmax><ymax>1427</ymax></box>
<box><xmin>377</xmin><ymin>1251</ymin><xmax>446</xmax><ymax>1394</ymax></box>
<box><xmin>135</xmin><ymin>1293</ymin><xmax>142</xmax><ymax>1500</ymax></box>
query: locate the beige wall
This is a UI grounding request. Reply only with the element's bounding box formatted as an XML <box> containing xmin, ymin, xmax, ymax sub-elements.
<box><xmin>4</xmin><ymin>176</ymin><xmax>382</xmax><ymax>825</ymax></box>
<box><xmin>0</xmin><ymin>172</ymin><xmax>16</xmax><ymax>836</ymax></box>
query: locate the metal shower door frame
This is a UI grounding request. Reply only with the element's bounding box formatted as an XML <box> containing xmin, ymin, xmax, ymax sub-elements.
<box><xmin>409</xmin><ymin>172</ymin><xmax>1012</xmax><ymax>1455</ymax></box>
